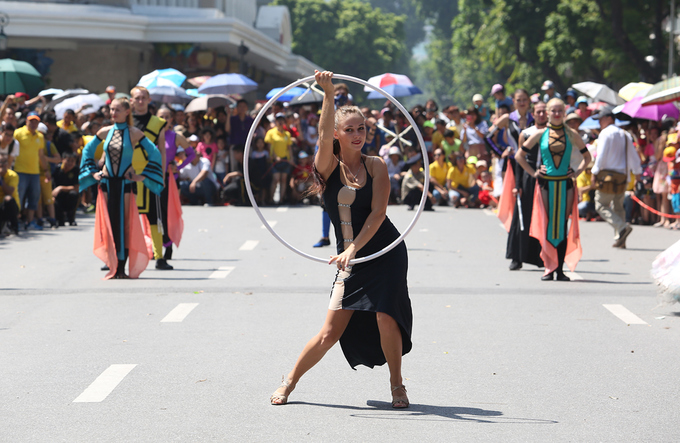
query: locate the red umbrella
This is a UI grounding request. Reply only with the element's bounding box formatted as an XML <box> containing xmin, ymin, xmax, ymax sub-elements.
<box><xmin>187</xmin><ymin>76</ymin><xmax>211</xmax><ymax>88</ymax></box>
<box><xmin>587</xmin><ymin>101</ymin><xmax>608</xmax><ymax>111</ymax></box>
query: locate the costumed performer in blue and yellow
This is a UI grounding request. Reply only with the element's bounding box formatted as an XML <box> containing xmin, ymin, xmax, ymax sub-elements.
<box><xmin>79</xmin><ymin>97</ymin><xmax>164</xmax><ymax>279</ymax></box>
<box><xmin>515</xmin><ymin>98</ymin><xmax>591</xmax><ymax>281</ymax></box>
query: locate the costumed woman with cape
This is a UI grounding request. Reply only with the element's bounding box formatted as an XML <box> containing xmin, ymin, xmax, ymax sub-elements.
<box><xmin>79</xmin><ymin>98</ymin><xmax>164</xmax><ymax>279</ymax></box>
<box><xmin>515</xmin><ymin>98</ymin><xmax>591</xmax><ymax>281</ymax></box>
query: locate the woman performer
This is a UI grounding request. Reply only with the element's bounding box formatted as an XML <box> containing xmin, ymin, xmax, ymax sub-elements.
<box><xmin>270</xmin><ymin>71</ymin><xmax>413</xmax><ymax>408</ymax></box>
<box><xmin>79</xmin><ymin>98</ymin><xmax>164</xmax><ymax>279</ymax></box>
<box><xmin>156</xmin><ymin>106</ymin><xmax>195</xmax><ymax>261</ymax></box>
<box><xmin>515</xmin><ymin>98</ymin><xmax>591</xmax><ymax>281</ymax></box>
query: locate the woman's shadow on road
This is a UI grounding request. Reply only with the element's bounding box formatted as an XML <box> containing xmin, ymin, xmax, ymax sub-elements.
<box><xmin>290</xmin><ymin>401</ymin><xmax>557</xmax><ymax>424</ymax></box>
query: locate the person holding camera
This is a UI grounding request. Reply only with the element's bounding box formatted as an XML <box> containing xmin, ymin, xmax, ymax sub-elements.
<box><xmin>591</xmin><ymin>105</ymin><xmax>642</xmax><ymax>248</ymax></box>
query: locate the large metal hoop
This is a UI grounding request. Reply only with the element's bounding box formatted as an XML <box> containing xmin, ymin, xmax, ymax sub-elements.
<box><xmin>243</xmin><ymin>74</ymin><xmax>430</xmax><ymax>264</ymax></box>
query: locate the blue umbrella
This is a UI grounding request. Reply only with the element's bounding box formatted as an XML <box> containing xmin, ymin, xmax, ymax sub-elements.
<box><xmin>198</xmin><ymin>73</ymin><xmax>258</xmax><ymax>95</ymax></box>
<box><xmin>186</xmin><ymin>89</ymin><xmax>205</xmax><ymax>98</ymax></box>
<box><xmin>266</xmin><ymin>87</ymin><xmax>307</xmax><ymax>102</ymax></box>
<box><xmin>148</xmin><ymin>85</ymin><xmax>193</xmax><ymax>104</ymax></box>
<box><xmin>367</xmin><ymin>84</ymin><xmax>422</xmax><ymax>100</ymax></box>
<box><xmin>138</xmin><ymin>68</ymin><xmax>186</xmax><ymax>88</ymax></box>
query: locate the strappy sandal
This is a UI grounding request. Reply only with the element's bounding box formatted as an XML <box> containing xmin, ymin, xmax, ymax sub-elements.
<box><xmin>270</xmin><ymin>377</ymin><xmax>292</xmax><ymax>405</ymax></box>
<box><xmin>391</xmin><ymin>385</ymin><xmax>409</xmax><ymax>409</ymax></box>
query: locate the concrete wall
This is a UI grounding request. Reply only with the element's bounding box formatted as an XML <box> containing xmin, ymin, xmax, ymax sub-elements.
<box><xmin>44</xmin><ymin>44</ymin><xmax>152</xmax><ymax>93</ymax></box>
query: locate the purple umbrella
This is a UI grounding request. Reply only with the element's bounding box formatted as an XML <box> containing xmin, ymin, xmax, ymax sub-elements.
<box><xmin>621</xmin><ymin>97</ymin><xmax>679</xmax><ymax>121</ymax></box>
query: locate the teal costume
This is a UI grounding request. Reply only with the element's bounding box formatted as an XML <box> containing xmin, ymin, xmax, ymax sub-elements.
<box><xmin>539</xmin><ymin>127</ymin><xmax>572</xmax><ymax>248</ymax></box>
<box><xmin>79</xmin><ymin>123</ymin><xmax>163</xmax><ymax>263</ymax></box>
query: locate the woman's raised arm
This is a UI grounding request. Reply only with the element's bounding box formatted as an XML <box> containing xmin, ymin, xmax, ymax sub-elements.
<box><xmin>314</xmin><ymin>70</ymin><xmax>337</xmax><ymax>178</ymax></box>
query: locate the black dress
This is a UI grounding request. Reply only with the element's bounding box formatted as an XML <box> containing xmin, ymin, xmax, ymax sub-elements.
<box><xmin>505</xmin><ymin>146</ymin><xmax>544</xmax><ymax>267</ymax></box>
<box><xmin>323</xmin><ymin>159</ymin><xmax>413</xmax><ymax>369</ymax></box>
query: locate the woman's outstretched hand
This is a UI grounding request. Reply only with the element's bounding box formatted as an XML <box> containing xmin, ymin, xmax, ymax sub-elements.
<box><xmin>329</xmin><ymin>244</ymin><xmax>356</xmax><ymax>270</ymax></box>
<box><xmin>315</xmin><ymin>70</ymin><xmax>335</xmax><ymax>95</ymax></box>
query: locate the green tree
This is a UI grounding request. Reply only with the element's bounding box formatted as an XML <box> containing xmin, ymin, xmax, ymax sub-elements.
<box><xmin>274</xmin><ymin>0</ymin><xmax>407</xmax><ymax>84</ymax></box>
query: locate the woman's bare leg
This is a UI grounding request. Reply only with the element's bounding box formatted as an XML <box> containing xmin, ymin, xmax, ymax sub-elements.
<box><xmin>271</xmin><ymin>309</ymin><xmax>353</xmax><ymax>404</ymax></box>
<box><xmin>376</xmin><ymin>313</ymin><xmax>403</xmax><ymax>387</ymax></box>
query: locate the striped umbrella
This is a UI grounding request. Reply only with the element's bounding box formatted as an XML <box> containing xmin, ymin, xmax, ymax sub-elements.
<box><xmin>640</xmin><ymin>77</ymin><xmax>680</xmax><ymax>106</ymax></box>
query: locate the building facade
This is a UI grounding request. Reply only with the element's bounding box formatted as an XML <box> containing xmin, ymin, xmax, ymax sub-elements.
<box><xmin>1</xmin><ymin>0</ymin><xmax>320</xmax><ymax>96</ymax></box>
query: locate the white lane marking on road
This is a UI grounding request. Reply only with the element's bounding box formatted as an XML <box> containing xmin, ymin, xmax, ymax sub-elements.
<box><xmin>208</xmin><ymin>266</ymin><xmax>235</xmax><ymax>279</ymax></box>
<box><xmin>483</xmin><ymin>209</ymin><xmax>495</xmax><ymax>216</ymax></box>
<box><xmin>73</xmin><ymin>364</ymin><xmax>137</xmax><ymax>403</ymax></box>
<box><xmin>161</xmin><ymin>303</ymin><xmax>199</xmax><ymax>323</ymax></box>
<box><xmin>603</xmin><ymin>304</ymin><xmax>648</xmax><ymax>325</ymax></box>
<box><xmin>276</xmin><ymin>206</ymin><xmax>289</xmax><ymax>212</ymax></box>
<box><xmin>564</xmin><ymin>272</ymin><xmax>583</xmax><ymax>281</ymax></box>
<box><xmin>261</xmin><ymin>221</ymin><xmax>278</xmax><ymax>229</ymax></box>
<box><xmin>239</xmin><ymin>240</ymin><xmax>259</xmax><ymax>251</ymax></box>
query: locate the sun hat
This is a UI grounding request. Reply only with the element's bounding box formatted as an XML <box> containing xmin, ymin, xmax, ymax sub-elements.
<box><xmin>388</xmin><ymin>146</ymin><xmax>401</xmax><ymax>156</ymax></box>
<box><xmin>565</xmin><ymin>112</ymin><xmax>583</xmax><ymax>123</ymax></box>
<box><xmin>576</xmin><ymin>96</ymin><xmax>588</xmax><ymax>105</ymax></box>
<box><xmin>490</xmin><ymin>84</ymin><xmax>504</xmax><ymax>95</ymax></box>
<box><xmin>663</xmin><ymin>146</ymin><xmax>677</xmax><ymax>162</ymax></box>
<box><xmin>472</xmin><ymin>94</ymin><xmax>484</xmax><ymax>102</ymax></box>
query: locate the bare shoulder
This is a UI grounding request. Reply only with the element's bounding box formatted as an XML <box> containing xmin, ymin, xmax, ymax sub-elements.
<box><xmin>129</xmin><ymin>126</ymin><xmax>145</xmax><ymax>143</ymax></box>
<box><xmin>97</xmin><ymin>126</ymin><xmax>112</xmax><ymax>139</ymax></box>
<box><xmin>366</xmin><ymin>155</ymin><xmax>387</xmax><ymax>176</ymax></box>
<box><xmin>525</xmin><ymin>127</ymin><xmax>546</xmax><ymax>145</ymax></box>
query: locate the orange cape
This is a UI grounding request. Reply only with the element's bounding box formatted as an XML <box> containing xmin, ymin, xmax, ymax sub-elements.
<box><xmin>497</xmin><ymin>163</ymin><xmax>515</xmax><ymax>232</ymax></box>
<box><xmin>529</xmin><ymin>184</ymin><xmax>582</xmax><ymax>275</ymax></box>
<box><xmin>93</xmin><ymin>187</ymin><xmax>150</xmax><ymax>279</ymax></box>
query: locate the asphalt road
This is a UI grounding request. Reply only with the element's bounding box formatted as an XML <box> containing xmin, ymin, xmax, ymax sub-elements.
<box><xmin>2</xmin><ymin>203</ymin><xmax>679</xmax><ymax>442</ymax></box>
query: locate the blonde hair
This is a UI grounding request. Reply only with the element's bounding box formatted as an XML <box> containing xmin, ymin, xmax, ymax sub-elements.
<box><xmin>546</xmin><ymin>97</ymin><xmax>565</xmax><ymax>110</ymax></box>
<box><xmin>111</xmin><ymin>97</ymin><xmax>134</xmax><ymax>127</ymax></box>
<box><xmin>130</xmin><ymin>86</ymin><xmax>150</xmax><ymax>98</ymax></box>
<box><xmin>334</xmin><ymin>105</ymin><xmax>364</xmax><ymax>129</ymax></box>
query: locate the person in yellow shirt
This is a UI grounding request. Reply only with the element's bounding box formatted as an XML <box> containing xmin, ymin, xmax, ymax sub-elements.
<box><xmin>429</xmin><ymin>148</ymin><xmax>453</xmax><ymax>205</ymax></box>
<box><xmin>577</xmin><ymin>161</ymin><xmax>596</xmax><ymax>219</ymax></box>
<box><xmin>431</xmin><ymin>120</ymin><xmax>447</xmax><ymax>151</ymax></box>
<box><xmin>36</xmin><ymin>122</ymin><xmax>61</xmax><ymax>228</ymax></box>
<box><xmin>14</xmin><ymin>112</ymin><xmax>48</xmax><ymax>230</ymax></box>
<box><xmin>0</xmin><ymin>154</ymin><xmax>20</xmax><ymax>235</ymax></box>
<box><xmin>57</xmin><ymin>109</ymin><xmax>78</xmax><ymax>133</ymax></box>
<box><xmin>446</xmin><ymin>154</ymin><xmax>479</xmax><ymax>207</ymax></box>
<box><xmin>265</xmin><ymin>113</ymin><xmax>293</xmax><ymax>204</ymax></box>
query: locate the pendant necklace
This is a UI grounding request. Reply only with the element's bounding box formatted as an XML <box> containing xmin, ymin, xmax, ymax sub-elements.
<box><xmin>342</xmin><ymin>161</ymin><xmax>362</xmax><ymax>184</ymax></box>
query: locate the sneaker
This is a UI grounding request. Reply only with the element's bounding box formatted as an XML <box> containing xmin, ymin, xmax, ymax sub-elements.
<box><xmin>613</xmin><ymin>225</ymin><xmax>633</xmax><ymax>248</ymax></box>
<box><xmin>509</xmin><ymin>260</ymin><xmax>522</xmax><ymax>271</ymax></box>
<box><xmin>155</xmin><ymin>259</ymin><xmax>174</xmax><ymax>270</ymax></box>
<box><xmin>69</xmin><ymin>221</ymin><xmax>78</xmax><ymax>227</ymax></box>
<box><xmin>47</xmin><ymin>217</ymin><xmax>58</xmax><ymax>229</ymax></box>
<box><xmin>27</xmin><ymin>220</ymin><xmax>43</xmax><ymax>231</ymax></box>
<box><xmin>84</xmin><ymin>204</ymin><xmax>96</xmax><ymax>214</ymax></box>
<box><xmin>313</xmin><ymin>238</ymin><xmax>331</xmax><ymax>248</ymax></box>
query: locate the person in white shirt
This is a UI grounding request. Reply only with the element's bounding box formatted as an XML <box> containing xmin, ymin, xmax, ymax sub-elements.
<box><xmin>178</xmin><ymin>151</ymin><xmax>218</xmax><ymax>206</ymax></box>
<box><xmin>591</xmin><ymin>105</ymin><xmax>642</xmax><ymax>248</ymax></box>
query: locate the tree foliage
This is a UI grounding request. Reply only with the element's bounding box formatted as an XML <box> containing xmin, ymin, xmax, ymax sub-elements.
<box><xmin>273</xmin><ymin>0</ymin><xmax>407</xmax><ymax>83</ymax></box>
<box><xmin>415</xmin><ymin>0</ymin><xmax>672</xmax><ymax>107</ymax></box>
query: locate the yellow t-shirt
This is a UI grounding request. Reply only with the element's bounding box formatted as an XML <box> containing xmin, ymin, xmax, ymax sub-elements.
<box><xmin>429</xmin><ymin>161</ymin><xmax>453</xmax><ymax>186</ymax></box>
<box><xmin>13</xmin><ymin>126</ymin><xmax>45</xmax><ymax>175</ymax></box>
<box><xmin>57</xmin><ymin>120</ymin><xmax>78</xmax><ymax>133</ymax></box>
<box><xmin>0</xmin><ymin>169</ymin><xmax>20</xmax><ymax>206</ymax></box>
<box><xmin>265</xmin><ymin>128</ymin><xmax>292</xmax><ymax>159</ymax></box>
<box><xmin>432</xmin><ymin>131</ymin><xmax>443</xmax><ymax>148</ymax></box>
<box><xmin>576</xmin><ymin>171</ymin><xmax>592</xmax><ymax>202</ymax></box>
<box><xmin>446</xmin><ymin>164</ymin><xmax>476</xmax><ymax>189</ymax></box>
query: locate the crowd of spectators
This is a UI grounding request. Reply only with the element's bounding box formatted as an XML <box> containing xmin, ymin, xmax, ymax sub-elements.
<box><xmin>1</xmin><ymin>77</ymin><xmax>679</xmax><ymax>238</ymax></box>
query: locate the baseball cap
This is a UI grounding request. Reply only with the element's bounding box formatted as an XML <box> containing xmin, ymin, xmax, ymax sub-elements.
<box><xmin>467</xmin><ymin>155</ymin><xmax>478</xmax><ymax>165</ymax></box>
<box><xmin>176</xmin><ymin>146</ymin><xmax>185</xmax><ymax>154</ymax></box>
<box><xmin>663</xmin><ymin>146</ymin><xmax>676</xmax><ymax>162</ymax></box>
<box><xmin>27</xmin><ymin>112</ymin><xmax>41</xmax><ymax>121</ymax></box>
<box><xmin>490</xmin><ymin>84</ymin><xmax>504</xmax><ymax>95</ymax></box>
<box><xmin>422</xmin><ymin>120</ymin><xmax>435</xmax><ymax>129</ymax></box>
<box><xmin>388</xmin><ymin>146</ymin><xmax>401</xmax><ymax>156</ymax></box>
<box><xmin>188</xmin><ymin>134</ymin><xmax>199</xmax><ymax>142</ymax></box>
<box><xmin>565</xmin><ymin>112</ymin><xmax>583</xmax><ymax>123</ymax></box>
<box><xmin>576</xmin><ymin>96</ymin><xmax>588</xmax><ymax>105</ymax></box>
<box><xmin>105</xmin><ymin>85</ymin><xmax>116</xmax><ymax>93</ymax></box>
<box><xmin>541</xmin><ymin>80</ymin><xmax>555</xmax><ymax>91</ymax></box>
<box><xmin>565</xmin><ymin>89</ymin><xmax>578</xmax><ymax>99</ymax></box>
<box><xmin>405</xmin><ymin>154</ymin><xmax>422</xmax><ymax>167</ymax></box>
<box><xmin>475</xmin><ymin>159</ymin><xmax>488</xmax><ymax>169</ymax></box>
<box><xmin>275</xmin><ymin>112</ymin><xmax>286</xmax><ymax>120</ymax></box>
<box><xmin>298</xmin><ymin>151</ymin><xmax>309</xmax><ymax>159</ymax></box>
<box><xmin>592</xmin><ymin>105</ymin><xmax>615</xmax><ymax>120</ymax></box>
<box><xmin>15</xmin><ymin>92</ymin><xmax>30</xmax><ymax>100</ymax></box>
<box><xmin>472</xmin><ymin>93</ymin><xmax>484</xmax><ymax>102</ymax></box>
<box><xmin>37</xmin><ymin>122</ymin><xmax>48</xmax><ymax>134</ymax></box>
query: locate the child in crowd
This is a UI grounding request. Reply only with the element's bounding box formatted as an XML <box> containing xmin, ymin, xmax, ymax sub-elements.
<box><xmin>386</xmin><ymin>146</ymin><xmax>405</xmax><ymax>203</ymax></box>
<box><xmin>213</xmin><ymin>137</ymin><xmax>230</xmax><ymax>185</ymax></box>
<box><xmin>289</xmin><ymin>151</ymin><xmax>313</xmax><ymax>203</ymax></box>
<box><xmin>196</xmin><ymin>128</ymin><xmax>218</xmax><ymax>170</ymax></box>
<box><xmin>188</xmin><ymin>134</ymin><xmax>199</xmax><ymax>151</ymax></box>
<box><xmin>473</xmin><ymin>93</ymin><xmax>490</xmax><ymax>123</ymax></box>
<box><xmin>477</xmin><ymin>171</ymin><xmax>495</xmax><ymax>208</ymax></box>
<box><xmin>305</xmin><ymin>114</ymin><xmax>319</xmax><ymax>148</ymax></box>
<box><xmin>249</xmin><ymin>136</ymin><xmax>271</xmax><ymax>205</ymax></box>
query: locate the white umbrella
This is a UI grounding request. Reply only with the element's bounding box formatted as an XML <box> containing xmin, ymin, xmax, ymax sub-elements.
<box><xmin>44</xmin><ymin>88</ymin><xmax>89</xmax><ymax>111</ymax></box>
<box><xmin>148</xmin><ymin>85</ymin><xmax>193</xmax><ymax>104</ymax></box>
<box><xmin>54</xmin><ymin>93</ymin><xmax>105</xmax><ymax>119</ymax></box>
<box><xmin>184</xmin><ymin>94</ymin><xmax>234</xmax><ymax>113</ymax></box>
<box><xmin>38</xmin><ymin>88</ymin><xmax>63</xmax><ymax>97</ymax></box>
<box><xmin>572</xmin><ymin>81</ymin><xmax>625</xmax><ymax>105</ymax></box>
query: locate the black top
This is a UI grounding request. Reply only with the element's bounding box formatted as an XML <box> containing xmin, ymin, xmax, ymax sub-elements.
<box><xmin>53</xmin><ymin>165</ymin><xmax>79</xmax><ymax>187</ymax></box>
